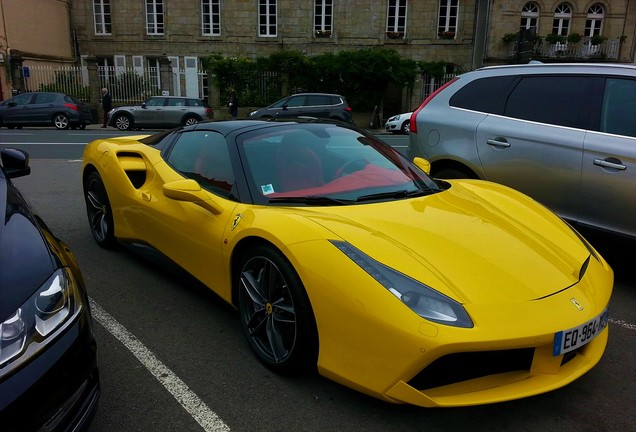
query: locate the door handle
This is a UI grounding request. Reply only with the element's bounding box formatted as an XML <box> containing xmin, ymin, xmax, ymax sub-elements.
<box><xmin>593</xmin><ymin>158</ymin><xmax>626</xmax><ymax>171</ymax></box>
<box><xmin>141</xmin><ymin>191</ymin><xmax>152</xmax><ymax>201</ymax></box>
<box><xmin>487</xmin><ymin>138</ymin><xmax>511</xmax><ymax>148</ymax></box>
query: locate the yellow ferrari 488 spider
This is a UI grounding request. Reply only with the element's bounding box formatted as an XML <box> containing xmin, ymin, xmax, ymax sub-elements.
<box><xmin>81</xmin><ymin>119</ymin><xmax>612</xmax><ymax>407</ymax></box>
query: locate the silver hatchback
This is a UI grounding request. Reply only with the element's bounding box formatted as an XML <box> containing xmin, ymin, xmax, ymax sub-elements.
<box><xmin>408</xmin><ymin>63</ymin><xmax>636</xmax><ymax>239</ymax></box>
<box><xmin>108</xmin><ymin>96</ymin><xmax>213</xmax><ymax>130</ymax></box>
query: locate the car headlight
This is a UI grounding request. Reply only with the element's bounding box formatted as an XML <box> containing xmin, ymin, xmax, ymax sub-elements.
<box><xmin>331</xmin><ymin>240</ymin><xmax>473</xmax><ymax>328</ymax></box>
<box><xmin>0</xmin><ymin>267</ymin><xmax>82</xmax><ymax>368</ymax></box>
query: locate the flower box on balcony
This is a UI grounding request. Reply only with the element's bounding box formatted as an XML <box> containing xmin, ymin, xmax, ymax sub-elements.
<box><xmin>385</xmin><ymin>31</ymin><xmax>404</xmax><ymax>39</ymax></box>
<box><xmin>315</xmin><ymin>30</ymin><xmax>332</xmax><ymax>38</ymax></box>
<box><xmin>438</xmin><ymin>31</ymin><xmax>456</xmax><ymax>40</ymax></box>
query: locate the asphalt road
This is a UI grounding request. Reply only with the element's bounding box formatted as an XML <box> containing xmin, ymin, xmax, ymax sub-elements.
<box><xmin>4</xmin><ymin>128</ymin><xmax>635</xmax><ymax>432</ymax></box>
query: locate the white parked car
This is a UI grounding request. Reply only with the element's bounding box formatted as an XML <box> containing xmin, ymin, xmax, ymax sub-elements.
<box><xmin>384</xmin><ymin>111</ymin><xmax>412</xmax><ymax>134</ymax></box>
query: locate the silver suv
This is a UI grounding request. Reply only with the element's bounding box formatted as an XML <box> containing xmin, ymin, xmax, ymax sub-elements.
<box><xmin>408</xmin><ymin>63</ymin><xmax>636</xmax><ymax>239</ymax></box>
<box><xmin>108</xmin><ymin>96</ymin><xmax>213</xmax><ymax>130</ymax></box>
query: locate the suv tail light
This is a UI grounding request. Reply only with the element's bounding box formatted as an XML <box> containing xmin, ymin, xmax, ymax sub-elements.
<box><xmin>63</xmin><ymin>103</ymin><xmax>79</xmax><ymax>111</ymax></box>
<box><xmin>409</xmin><ymin>78</ymin><xmax>458</xmax><ymax>134</ymax></box>
<box><xmin>206</xmin><ymin>108</ymin><xmax>214</xmax><ymax>118</ymax></box>
<box><xmin>345</xmin><ymin>106</ymin><xmax>352</xmax><ymax>113</ymax></box>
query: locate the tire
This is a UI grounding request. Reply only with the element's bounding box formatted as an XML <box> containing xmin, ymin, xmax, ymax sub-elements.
<box><xmin>54</xmin><ymin>113</ymin><xmax>70</xmax><ymax>130</ymax></box>
<box><xmin>237</xmin><ymin>245</ymin><xmax>318</xmax><ymax>374</ymax></box>
<box><xmin>400</xmin><ymin>120</ymin><xmax>410</xmax><ymax>134</ymax></box>
<box><xmin>434</xmin><ymin>167</ymin><xmax>473</xmax><ymax>180</ymax></box>
<box><xmin>114</xmin><ymin>113</ymin><xmax>133</xmax><ymax>131</ymax></box>
<box><xmin>182</xmin><ymin>116</ymin><xmax>200</xmax><ymax>126</ymax></box>
<box><xmin>84</xmin><ymin>171</ymin><xmax>116</xmax><ymax>248</ymax></box>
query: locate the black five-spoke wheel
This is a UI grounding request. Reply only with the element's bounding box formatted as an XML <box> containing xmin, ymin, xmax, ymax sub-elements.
<box><xmin>84</xmin><ymin>171</ymin><xmax>116</xmax><ymax>248</ymax></box>
<box><xmin>237</xmin><ymin>245</ymin><xmax>317</xmax><ymax>374</ymax></box>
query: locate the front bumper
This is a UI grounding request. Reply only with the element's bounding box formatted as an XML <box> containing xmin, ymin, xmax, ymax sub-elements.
<box><xmin>0</xmin><ymin>307</ymin><xmax>100</xmax><ymax>431</ymax></box>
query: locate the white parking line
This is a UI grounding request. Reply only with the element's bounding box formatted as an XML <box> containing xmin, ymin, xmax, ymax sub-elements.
<box><xmin>89</xmin><ymin>298</ymin><xmax>231</xmax><ymax>432</ymax></box>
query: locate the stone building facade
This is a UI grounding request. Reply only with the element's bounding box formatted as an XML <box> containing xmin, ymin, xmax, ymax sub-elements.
<box><xmin>0</xmin><ymin>0</ymin><xmax>76</xmax><ymax>100</ymax></box>
<box><xmin>68</xmin><ymin>0</ymin><xmax>635</xmax><ymax>113</ymax></box>
<box><xmin>1</xmin><ymin>1</ymin><xmax>634</xmax><ymax>113</ymax></box>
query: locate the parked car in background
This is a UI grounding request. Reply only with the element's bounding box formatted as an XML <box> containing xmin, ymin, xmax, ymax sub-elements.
<box><xmin>108</xmin><ymin>96</ymin><xmax>214</xmax><ymax>130</ymax></box>
<box><xmin>384</xmin><ymin>111</ymin><xmax>412</xmax><ymax>134</ymax></box>
<box><xmin>0</xmin><ymin>92</ymin><xmax>93</xmax><ymax>130</ymax></box>
<box><xmin>81</xmin><ymin>118</ymin><xmax>612</xmax><ymax>407</ymax></box>
<box><xmin>408</xmin><ymin>62</ymin><xmax>636</xmax><ymax>239</ymax></box>
<box><xmin>249</xmin><ymin>93</ymin><xmax>353</xmax><ymax>124</ymax></box>
<box><xmin>0</xmin><ymin>148</ymin><xmax>99</xmax><ymax>431</ymax></box>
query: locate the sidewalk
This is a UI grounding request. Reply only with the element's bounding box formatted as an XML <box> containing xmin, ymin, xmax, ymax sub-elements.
<box><xmin>85</xmin><ymin>120</ymin><xmax>387</xmax><ymax>134</ymax></box>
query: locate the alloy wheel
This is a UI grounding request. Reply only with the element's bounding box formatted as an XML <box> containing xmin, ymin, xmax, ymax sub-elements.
<box><xmin>54</xmin><ymin>114</ymin><xmax>70</xmax><ymax>129</ymax></box>
<box><xmin>239</xmin><ymin>255</ymin><xmax>298</xmax><ymax>366</ymax></box>
<box><xmin>84</xmin><ymin>172</ymin><xmax>115</xmax><ymax>247</ymax></box>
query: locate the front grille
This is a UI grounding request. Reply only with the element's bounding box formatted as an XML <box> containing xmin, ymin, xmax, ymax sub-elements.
<box><xmin>408</xmin><ymin>348</ymin><xmax>535</xmax><ymax>390</ymax></box>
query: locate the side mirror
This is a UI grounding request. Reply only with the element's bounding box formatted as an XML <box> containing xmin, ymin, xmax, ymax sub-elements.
<box><xmin>412</xmin><ymin>157</ymin><xmax>431</xmax><ymax>175</ymax></box>
<box><xmin>282</xmin><ymin>103</ymin><xmax>288</xmax><ymax>111</ymax></box>
<box><xmin>141</xmin><ymin>103</ymin><xmax>147</xmax><ymax>108</ymax></box>
<box><xmin>1</xmin><ymin>148</ymin><xmax>31</xmax><ymax>179</ymax></box>
<box><xmin>163</xmin><ymin>179</ymin><xmax>223</xmax><ymax>214</ymax></box>
<box><xmin>8</xmin><ymin>101</ymin><xmax>17</xmax><ymax>107</ymax></box>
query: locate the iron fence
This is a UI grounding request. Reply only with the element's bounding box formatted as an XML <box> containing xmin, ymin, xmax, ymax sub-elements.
<box><xmin>420</xmin><ymin>73</ymin><xmax>458</xmax><ymax>101</ymax></box>
<box><xmin>22</xmin><ymin>65</ymin><xmax>90</xmax><ymax>102</ymax></box>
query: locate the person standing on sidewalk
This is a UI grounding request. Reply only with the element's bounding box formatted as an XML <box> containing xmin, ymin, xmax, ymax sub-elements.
<box><xmin>228</xmin><ymin>91</ymin><xmax>239</xmax><ymax>118</ymax></box>
<box><xmin>101</xmin><ymin>88</ymin><xmax>112</xmax><ymax>128</ymax></box>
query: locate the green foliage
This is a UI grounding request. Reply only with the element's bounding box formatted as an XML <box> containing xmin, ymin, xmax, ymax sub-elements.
<box><xmin>591</xmin><ymin>35</ymin><xmax>607</xmax><ymax>45</ymax></box>
<box><xmin>107</xmin><ymin>72</ymin><xmax>155</xmax><ymax>102</ymax></box>
<box><xmin>567</xmin><ymin>33</ymin><xmax>582</xmax><ymax>44</ymax></box>
<box><xmin>38</xmin><ymin>70</ymin><xmax>90</xmax><ymax>100</ymax></box>
<box><xmin>502</xmin><ymin>33</ymin><xmax>518</xmax><ymax>43</ymax></box>
<box><xmin>545</xmin><ymin>33</ymin><xmax>566</xmax><ymax>44</ymax></box>
<box><xmin>417</xmin><ymin>61</ymin><xmax>448</xmax><ymax>79</ymax></box>
<box><xmin>202</xmin><ymin>48</ymin><xmax>419</xmax><ymax>111</ymax></box>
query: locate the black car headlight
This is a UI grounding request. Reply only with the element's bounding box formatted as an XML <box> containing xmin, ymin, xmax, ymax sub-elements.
<box><xmin>0</xmin><ymin>267</ymin><xmax>82</xmax><ymax>368</ymax></box>
<box><xmin>331</xmin><ymin>240</ymin><xmax>473</xmax><ymax>328</ymax></box>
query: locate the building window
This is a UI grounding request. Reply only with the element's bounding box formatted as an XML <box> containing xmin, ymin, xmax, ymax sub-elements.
<box><xmin>259</xmin><ymin>0</ymin><xmax>277</xmax><ymax>37</ymax></box>
<box><xmin>585</xmin><ymin>3</ymin><xmax>604</xmax><ymax>37</ymax></box>
<box><xmin>202</xmin><ymin>0</ymin><xmax>221</xmax><ymax>35</ymax></box>
<box><xmin>520</xmin><ymin>2</ymin><xmax>539</xmax><ymax>32</ymax></box>
<box><xmin>314</xmin><ymin>0</ymin><xmax>333</xmax><ymax>37</ymax></box>
<box><xmin>437</xmin><ymin>0</ymin><xmax>457</xmax><ymax>39</ymax></box>
<box><xmin>93</xmin><ymin>0</ymin><xmax>112</xmax><ymax>35</ymax></box>
<box><xmin>386</xmin><ymin>0</ymin><xmax>407</xmax><ymax>38</ymax></box>
<box><xmin>146</xmin><ymin>0</ymin><xmax>164</xmax><ymax>35</ymax></box>
<box><xmin>552</xmin><ymin>3</ymin><xmax>571</xmax><ymax>36</ymax></box>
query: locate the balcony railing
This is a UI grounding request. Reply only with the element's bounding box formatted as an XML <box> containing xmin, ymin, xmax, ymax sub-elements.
<box><xmin>510</xmin><ymin>36</ymin><xmax>622</xmax><ymax>60</ymax></box>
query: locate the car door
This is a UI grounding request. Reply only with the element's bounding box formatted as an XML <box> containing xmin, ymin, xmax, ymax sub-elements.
<box><xmin>275</xmin><ymin>95</ymin><xmax>307</xmax><ymax>119</ymax></box>
<box><xmin>580</xmin><ymin>77</ymin><xmax>636</xmax><ymax>238</ymax></box>
<box><xmin>126</xmin><ymin>130</ymin><xmax>238</xmax><ymax>292</ymax></box>
<box><xmin>163</xmin><ymin>98</ymin><xmax>188</xmax><ymax>126</ymax></box>
<box><xmin>137</xmin><ymin>97</ymin><xmax>166</xmax><ymax>126</ymax></box>
<box><xmin>303</xmin><ymin>94</ymin><xmax>330</xmax><ymax>119</ymax></box>
<box><xmin>30</xmin><ymin>93</ymin><xmax>59</xmax><ymax>123</ymax></box>
<box><xmin>475</xmin><ymin>75</ymin><xmax>592</xmax><ymax>222</ymax></box>
<box><xmin>0</xmin><ymin>93</ymin><xmax>35</xmax><ymax>124</ymax></box>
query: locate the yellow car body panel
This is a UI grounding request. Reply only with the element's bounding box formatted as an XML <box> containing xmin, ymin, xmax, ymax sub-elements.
<box><xmin>82</xmin><ymin>130</ymin><xmax>613</xmax><ymax>407</ymax></box>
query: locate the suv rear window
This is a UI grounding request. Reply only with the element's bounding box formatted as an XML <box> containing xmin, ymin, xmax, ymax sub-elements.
<box><xmin>305</xmin><ymin>95</ymin><xmax>332</xmax><ymax>106</ymax></box>
<box><xmin>504</xmin><ymin>76</ymin><xmax>592</xmax><ymax>129</ymax></box>
<box><xmin>449</xmin><ymin>76</ymin><xmax>516</xmax><ymax>113</ymax></box>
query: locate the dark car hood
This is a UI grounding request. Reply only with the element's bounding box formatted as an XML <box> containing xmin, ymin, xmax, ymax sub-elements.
<box><xmin>0</xmin><ymin>176</ymin><xmax>57</xmax><ymax>320</ymax></box>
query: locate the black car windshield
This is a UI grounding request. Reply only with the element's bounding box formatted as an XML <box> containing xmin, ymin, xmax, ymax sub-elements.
<box><xmin>238</xmin><ymin>123</ymin><xmax>440</xmax><ymax>205</ymax></box>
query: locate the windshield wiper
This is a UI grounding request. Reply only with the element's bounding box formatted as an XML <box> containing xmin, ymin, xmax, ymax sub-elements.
<box><xmin>355</xmin><ymin>189</ymin><xmax>436</xmax><ymax>202</ymax></box>
<box><xmin>268</xmin><ymin>195</ymin><xmax>354</xmax><ymax>206</ymax></box>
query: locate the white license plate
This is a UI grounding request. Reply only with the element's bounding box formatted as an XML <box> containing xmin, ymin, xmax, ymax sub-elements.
<box><xmin>553</xmin><ymin>308</ymin><xmax>609</xmax><ymax>356</ymax></box>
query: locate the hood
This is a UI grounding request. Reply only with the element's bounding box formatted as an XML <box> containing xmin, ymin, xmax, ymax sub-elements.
<box><xmin>298</xmin><ymin>181</ymin><xmax>589</xmax><ymax>305</ymax></box>
<box><xmin>0</xmin><ymin>178</ymin><xmax>57</xmax><ymax>320</ymax></box>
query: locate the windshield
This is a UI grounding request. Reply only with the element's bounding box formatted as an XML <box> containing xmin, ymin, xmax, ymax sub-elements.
<box><xmin>238</xmin><ymin>124</ymin><xmax>440</xmax><ymax>205</ymax></box>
